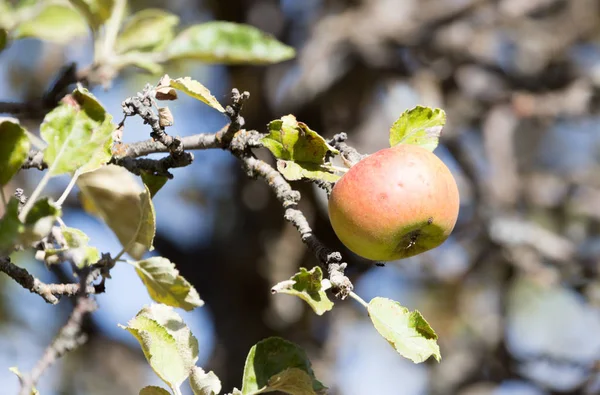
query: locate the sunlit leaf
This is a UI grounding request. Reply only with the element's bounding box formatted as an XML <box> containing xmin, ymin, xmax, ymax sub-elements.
<box><xmin>119</xmin><ymin>304</ymin><xmax>199</xmax><ymax>391</ymax></box>
<box><xmin>139</xmin><ymin>386</ymin><xmax>171</xmax><ymax>395</ymax></box>
<box><xmin>166</xmin><ymin>21</ymin><xmax>295</xmax><ymax>65</ymax></box>
<box><xmin>13</xmin><ymin>4</ymin><xmax>88</xmax><ymax>44</ymax></box>
<box><xmin>189</xmin><ymin>367</ymin><xmax>221</xmax><ymax>395</ymax></box>
<box><xmin>271</xmin><ymin>267</ymin><xmax>333</xmax><ymax>316</ymax></box>
<box><xmin>20</xmin><ymin>197</ymin><xmax>61</xmax><ymax>246</ymax></box>
<box><xmin>41</xmin><ymin>87</ymin><xmax>115</xmax><ymax>176</ymax></box>
<box><xmin>116</xmin><ymin>8</ymin><xmax>178</xmax><ymax>54</ymax></box>
<box><xmin>1</xmin><ymin>197</ymin><xmax>61</xmax><ymax>253</ymax></box>
<box><xmin>0</xmin><ymin>118</ymin><xmax>30</xmax><ymax>185</ymax></box>
<box><xmin>61</xmin><ymin>227</ymin><xmax>100</xmax><ymax>267</ymax></box>
<box><xmin>260</xmin><ymin>368</ymin><xmax>317</xmax><ymax>395</ymax></box>
<box><xmin>42</xmin><ymin>226</ymin><xmax>100</xmax><ymax>266</ymax></box>
<box><xmin>367</xmin><ymin>297</ymin><xmax>441</xmax><ymax>363</ymax></box>
<box><xmin>389</xmin><ymin>106</ymin><xmax>446</xmax><ymax>152</ymax></box>
<box><xmin>162</xmin><ymin>75</ymin><xmax>225</xmax><ymax>113</ymax></box>
<box><xmin>131</xmin><ymin>257</ymin><xmax>204</xmax><ymax>311</ymax></box>
<box><xmin>242</xmin><ymin>337</ymin><xmax>326</xmax><ymax>395</ymax></box>
<box><xmin>262</xmin><ymin>115</ymin><xmax>339</xmax><ymax>183</ymax></box>
<box><xmin>68</xmin><ymin>0</ymin><xmax>114</xmax><ymax>30</ymax></box>
<box><xmin>276</xmin><ymin>160</ymin><xmax>340</xmax><ymax>183</ymax></box>
<box><xmin>77</xmin><ymin>165</ymin><xmax>155</xmax><ymax>259</ymax></box>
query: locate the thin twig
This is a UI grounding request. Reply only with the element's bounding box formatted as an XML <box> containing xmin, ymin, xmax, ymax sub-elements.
<box><xmin>18</xmin><ymin>266</ymin><xmax>98</xmax><ymax>395</ymax></box>
<box><xmin>15</xmin><ymin>87</ymin><xmax>356</xmax><ymax>298</ymax></box>
<box><xmin>110</xmin><ymin>152</ymin><xmax>193</xmax><ymax>179</ymax></box>
<box><xmin>0</xmin><ymin>63</ymin><xmax>78</xmax><ymax>117</ymax></box>
<box><xmin>21</xmin><ymin>150</ymin><xmax>47</xmax><ymax>170</ymax></box>
<box><xmin>0</xmin><ymin>256</ymin><xmax>102</xmax><ymax>304</ymax></box>
<box><xmin>329</xmin><ymin>132</ymin><xmax>367</xmax><ymax>167</ymax></box>
<box><xmin>217</xmin><ymin>88</ymin><xmax>249</xmax><ymax>146</ymax></box>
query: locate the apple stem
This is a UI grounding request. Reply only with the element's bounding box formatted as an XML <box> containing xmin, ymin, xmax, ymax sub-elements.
<box><xmin>349</xmin><ymin>291</ymin><xmax>369</xmax><ymax>309</ymax></box>
<box><xmin>328</xmin><ymin>165</ymin><xmax>349</xmax><ymax>174</ymax></box>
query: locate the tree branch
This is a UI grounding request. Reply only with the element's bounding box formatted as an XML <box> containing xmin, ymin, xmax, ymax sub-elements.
<box><xmin>15</xmin><ymin>86</ymin><xmax>359</xmax><ymax>298</ymax></box>
<box><xmin>237</xmin><ymin>153</ymin><xmax>353</xmax><ymax>297</ymax></box>
<box><xmin>0</xmin><ymin>63</ymin><xmax>78</xmax><ymax>117</ymax></box>
<box><xmin>18</xmin><ymin>266</ymin><xmax>98</xmax><ymax>395</ymax></box>
<box><xmin>20</xmin><ymin>150</ymin><xmax>47</xmax><ymax>170</ymax></box>
<box><xmin>0</xmin><ymin>256</ymin><xmax>103</xmax><ymax>304</ymax></box>
<box><xmin>329</xmin><ymin>132</ymin><xmax>367</xmax><ymax>167</ymax></box>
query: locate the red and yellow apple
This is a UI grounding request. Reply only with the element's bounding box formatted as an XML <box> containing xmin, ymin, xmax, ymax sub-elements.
<box><xmin>328</xmin><ymin>144</ymin><xmax>460</xmax><ymax>261</ymax></box>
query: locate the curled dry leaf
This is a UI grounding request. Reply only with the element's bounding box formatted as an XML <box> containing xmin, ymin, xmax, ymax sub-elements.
<box><xmin>155</xmin><ymin>74</ymin><xmax>178</xmax><ymax>100</ymax></box>
<box><xmin>158</xmin><ymin>107</ymin><xmax>174</xmax><ymax>127</ymax></box>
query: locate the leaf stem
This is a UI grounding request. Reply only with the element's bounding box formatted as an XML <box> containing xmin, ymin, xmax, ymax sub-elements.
<box><xmin>349</xmin><ymin>291</ymin><xmax>369</xmax><ymax>309</ymax></box>
<box><xmin>56</xmin><ymin>169</ymin><xmax>81</xmax><ymax>207</ymax></box>
<box><xmin>100</xmin><ymin>0</ymin><xmax>126</xmax><ymax>61</ymax></box>
<box><xmin>112</xmin><ymin>247</ymin><xmax>127</xmax><ymax>263</ymax></box>
<box><xmin>19</xmin><ymin>170</ymin><xmax>52</xmax><ymax>222</ymax></box>
<box><xmin>328</xmin><ymin>164</ymin><xmax>349</xmax><ymax>174</ymax></box>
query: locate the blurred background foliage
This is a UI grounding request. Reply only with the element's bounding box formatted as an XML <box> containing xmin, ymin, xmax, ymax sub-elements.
<box><xmin>2</xmin><ymin>0</ymin><xmax>600</xmax><ymax>394</ymax></box>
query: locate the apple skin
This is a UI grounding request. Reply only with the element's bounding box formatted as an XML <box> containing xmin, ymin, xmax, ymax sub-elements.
<box><xmin>328</xmin><ymin>144</ymin><xmax>460</xmax><ymax>261</ymax></box>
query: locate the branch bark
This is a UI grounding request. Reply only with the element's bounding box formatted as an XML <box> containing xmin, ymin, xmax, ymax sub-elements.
<box><xmin>0</xmin><ymin>256</ymin><xmax>103</xmax><ymax>304</ymax></box>
<box><xmin>18</xmin><ymin>266</ymin><xmax>98</xmax><ymax>395</ymax></box>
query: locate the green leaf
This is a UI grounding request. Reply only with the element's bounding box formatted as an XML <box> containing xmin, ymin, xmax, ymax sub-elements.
<box><xmin>189</xmin><ymin>367</ymin><xmax>221</xmax><ymax>395</ymax></box>
<box><xmin>271</xmin><ymin>267</ymin><xmax>333</xmax><ymax>316</ymax></box>
<box><xmin>263</xmin><ymin>115</ymin><xmax>339</xmax><ymax>162</ymax></box>
<box><xmin>12</xmin><ymin>4</ymin><xmax>88</xmax><ymax>44</ymax></box>
<box><xmin>241</xmin><ymin>337</ymin><xmax>326</xmax><ymax>395</ymax></box>
<box><xmin>276</xmin><ymin>160</ymin><xmax>340</xmax><ymax>183</ymax></box>
<box><xmin>141</xmin><ymin>171</ymin><xmax>168</xmax><ymax>198</ymax></box>
<box><xmin>260</xmin><ymin>368</ymin><xmax>318</xmax><ymax>395</ymax></box>
<box><xmin>68</xmin><ymin>0</ymin><xmax>114</xmax><ymax>30</ymax></box>
<box><xmin>163</xmin><ymin>75</ymin><xmax>225</xmax><ymax>113</ymax></box>
<box><xmin>0</xmin><ymin>197</ymin><xmax>61</xmax><ymax>253</ymax></box>
<box><xmin>389</xmin><ymin>106</ymin><xmax>446</xmax><ymax>152</ymax></box>
<box><xmin>0</xmin><ymin>198</ymin><xmax>22</xmax><ymax>254</ymax></box>
<box><xmin>165</xmin><ymin>21</ymin><xmax>295</xmax><ymax>65</ymax></box>
<box><xmin>41</xmin><ymin>87</ymin><xmax>115</xmax><ymax>176</ymax></box>
<box><xmin>116</xmin><ymin>8</ymin><xmax>178</xmax><ymax>54</ymax></box>
<box><xmin>9</xmin><ymin>367</ymin><xmax>39</xmax><ymax>395</ymax></box>
<box><xmin>139</xmin><ymin>386</ymin><xmax>171</xmax><ymax>395</ymax></box>
<box><xmin>120</xmin><ymin>303</ymin><xmax>199</xmax><ymax>392</ymax></box>
<box><xmin>21</xmin><ymin>197</ymin><xmax>61</xmax><ymax>246</ymax></box>
<box><xmin>367</xmin><ymin>297</ymin><xmax>441</xmax><ymax>363</ymax></box>
<box><xmin>0</xmin><ymin>118</ymin><xmax>30</xmax><ymax>185</ymax></box>
<box><xmin>131</xmin><ymin>257</ymin><xmax>204</xmax><ymax>311</ymax></box>
<box><xmin>61</xmin><ymin>227</ymin><xmax>100</xmax><ymax>267</ymax></box>
<box><xmin>0</xmin><ymin>28</ymin><xmax>7</xmax><ymax>52</ymax></box>
<box><xmin>262</xmin><ymin>115</ymin><xmax>339</xmax><ymax>183</ymax></box>
<box><xmin>77</xmin><ymin>165</ymin><xmax>155</xmax><ymax>260</ymax></box>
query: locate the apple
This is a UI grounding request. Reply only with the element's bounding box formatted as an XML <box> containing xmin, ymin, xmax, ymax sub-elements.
<box><xmin>328</xmin><ymin>144</ymin><xmax>460</xmax><ymax>261</ymax></box>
